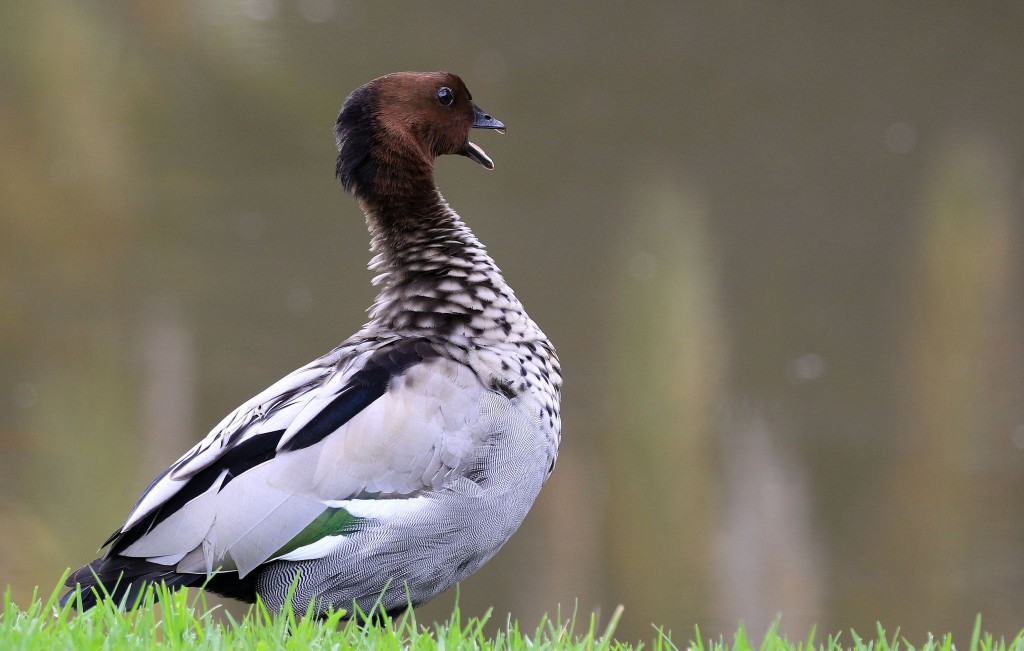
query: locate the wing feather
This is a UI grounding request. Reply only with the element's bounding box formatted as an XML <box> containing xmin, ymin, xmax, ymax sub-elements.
<box><xmin>121</xmin><ymin>358</ymin><xmax>334</xmax><ymax>532</ymax></box>
<box><xmin>104</xmin><ymin>340</ymin><xmax>494</xmax><ymax>584</ymax></box>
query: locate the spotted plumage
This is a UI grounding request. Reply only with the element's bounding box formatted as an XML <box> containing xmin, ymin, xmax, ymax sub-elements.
<box><xmin>62</xmin><ymin>71</ymin><xmax>561</xmax><ymax>616</ymax></box>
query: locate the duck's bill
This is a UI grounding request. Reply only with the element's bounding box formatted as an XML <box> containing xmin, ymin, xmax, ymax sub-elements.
<box><xmin>462</xmin><ymin>141</ymin><xmax>495</xmax><ymax>170</ymax></box>
<box><xmin>472</xmin><ymin>104</ymin><xmax>505</xmax><ymax>133</ymax></box>
<box><xmin>464</xmin><ymin>104</ymin><xmax>505</xmax><ymax>169</ymax></box>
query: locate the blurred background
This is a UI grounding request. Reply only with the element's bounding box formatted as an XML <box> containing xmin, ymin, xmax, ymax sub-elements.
<box><xmin>3</xmin><ymin>0</ymin><xmax>1024</xmax><ymax>643</ymax></box>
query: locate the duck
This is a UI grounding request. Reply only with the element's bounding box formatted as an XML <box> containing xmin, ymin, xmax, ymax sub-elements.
<box><xmin>62</xmin><ymin>71</ymin><xmax>561</xmax><ymax>617</ymax></box>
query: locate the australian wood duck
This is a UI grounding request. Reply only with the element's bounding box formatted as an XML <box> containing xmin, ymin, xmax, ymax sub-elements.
<box><xmin>62</xmin><ymin>71</ymin><xmax>561</xmax><ymax>617</ymax></box>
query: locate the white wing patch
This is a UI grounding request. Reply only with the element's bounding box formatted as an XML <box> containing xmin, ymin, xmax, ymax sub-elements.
<box><xmin>272</xmin><ymin>534</ymin><xmax>349</xmax><ymax>562</ymax></box>
<box><xmin>331</xmin><ymin>495</ymin><xmax>431</xmax><ymax>520</ymax></box>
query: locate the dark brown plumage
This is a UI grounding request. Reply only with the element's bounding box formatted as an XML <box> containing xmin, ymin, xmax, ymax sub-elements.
<box><xmin>335</xmin><ymin>72</ymin><xmax>504</xmax><ymax>209</ymax></box>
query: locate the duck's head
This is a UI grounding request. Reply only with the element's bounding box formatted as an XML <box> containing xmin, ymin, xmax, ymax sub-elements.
<box><xmin>335</xmin><ymin>71</ymin><xmax>505</xmax><ymax>198</ymax></box>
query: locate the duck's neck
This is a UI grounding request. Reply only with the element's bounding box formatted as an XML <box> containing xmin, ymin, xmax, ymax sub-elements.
<box><xmin>357</xmin><ymin>173</ymin><xmax>513</xmax><ymax>335</ymax></box>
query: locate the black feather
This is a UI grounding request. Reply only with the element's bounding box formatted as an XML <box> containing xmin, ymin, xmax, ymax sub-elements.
<box><xmin>335</xmin><ymin>83</ymin><xmax>379</xmax><ymax>196</ymax></box>
<box><xmin>280</xmin><ymin>339</ymin><xmax>436</xmax><ymax>452</ymax></box>
<box><xmin>60</xmin><ymin>556</ymin><xmax>200</xmax><ymax>609</ymax></box>
<box><xmin>203</xmin><ymin>571</ymin><xmax>259</xmax><ymax>604</ymax></box>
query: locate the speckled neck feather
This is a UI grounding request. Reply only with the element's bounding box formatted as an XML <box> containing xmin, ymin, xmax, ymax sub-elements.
<box><xmin>334</xmin><ymin>84</ymin><xmax>511</xmax><ymax>337</ymax></box>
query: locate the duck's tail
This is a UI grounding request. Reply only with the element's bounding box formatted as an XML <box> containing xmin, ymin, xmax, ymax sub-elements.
<box><xmin>60</xmin><ymin>555</ymin><xmax>200</xmax><ymax>610</ymax></box>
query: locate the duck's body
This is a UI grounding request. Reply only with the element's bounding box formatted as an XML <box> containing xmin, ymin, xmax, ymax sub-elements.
<box><xmin>63</xmin><ymin>72</ymin><xmax>560</xmax><ymax>616</ymax></box>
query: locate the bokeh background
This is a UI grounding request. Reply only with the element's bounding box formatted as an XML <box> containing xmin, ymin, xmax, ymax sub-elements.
<box><xmin>3</xmin><ymin>0</ymin><xmax>1024</xmax><ymax>643</ymax></box>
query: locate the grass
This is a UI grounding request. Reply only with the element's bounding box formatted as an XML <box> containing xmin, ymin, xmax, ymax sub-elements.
<box><xmin>2</xmin><ymin>573</ymin><xmax>634</xmax><ymax>651</ymax></box>
<box><xmin>2</xmin><ymin>576</ymin><xmax>1024</xmax><ymax>651</ymax></box>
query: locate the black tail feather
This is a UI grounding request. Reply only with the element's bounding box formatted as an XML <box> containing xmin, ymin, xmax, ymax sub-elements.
<box><xmin>61</xmin><ymin>555</ymin><xmax>201</xmax><ymax>610</ymax></box>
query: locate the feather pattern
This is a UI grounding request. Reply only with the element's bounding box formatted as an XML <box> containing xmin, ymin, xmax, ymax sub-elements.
<box><xmin>63</xmin><ymin>71</ymin><xmax>560</xmax><ymax>616</ymax></box>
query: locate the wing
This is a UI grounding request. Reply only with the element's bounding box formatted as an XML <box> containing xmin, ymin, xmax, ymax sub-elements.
<box><xmin>105</xmin><ymin>338</ymin><xmax>493</xmax><ymax>578</ymax></box>
<box><xmin>107</xmin><ymin>351</ymin><xmax>339</xmax><ymax>542</ymax></box>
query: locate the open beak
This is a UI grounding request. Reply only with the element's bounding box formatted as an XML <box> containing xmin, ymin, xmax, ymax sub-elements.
<box><xmin>462</xmin><ymin>103</ymin><xmax>506</xmax><ymax>170</ymax></box>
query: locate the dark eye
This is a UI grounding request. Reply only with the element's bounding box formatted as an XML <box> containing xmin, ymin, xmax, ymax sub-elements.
<box><xmin>437</xmin><ymin>87</ymin><xmax>454</xmax><ymax>106</ymax></box>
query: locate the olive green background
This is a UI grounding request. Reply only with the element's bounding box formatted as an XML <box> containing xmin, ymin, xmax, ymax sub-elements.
<box><xmin>2</xmin><ymin>1</ymin><xmax>1024</xmax><ymax>643</ymax></box>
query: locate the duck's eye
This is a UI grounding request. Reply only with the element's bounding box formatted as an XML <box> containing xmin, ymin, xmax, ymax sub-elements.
<box><xmin>437</xmin><ymin>87</ymin><xmax>454</xmax><ymax>107</ymax></box>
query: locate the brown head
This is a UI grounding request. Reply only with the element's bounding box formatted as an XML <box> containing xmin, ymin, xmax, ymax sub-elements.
<box><xmin>335</xmin><ymin>72</ymin><xmax>505</xmax><ymax>199</ymax></box>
